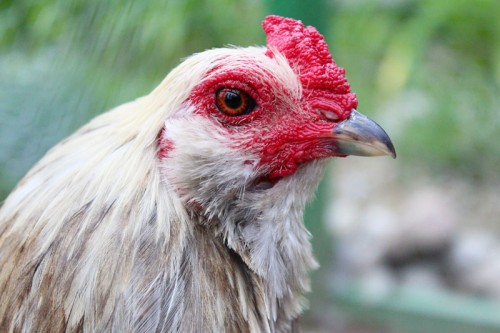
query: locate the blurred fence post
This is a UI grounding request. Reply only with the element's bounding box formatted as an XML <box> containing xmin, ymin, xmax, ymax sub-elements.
<box><xmin>264</xmin><ymin>0</ymin><xmax>328</xmax><ymax>32</ymax></box>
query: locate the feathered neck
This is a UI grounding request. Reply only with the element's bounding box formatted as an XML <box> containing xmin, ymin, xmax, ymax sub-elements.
<box><xmin>160</xmin><ymin>115</ymin><xmax>325</xmax><ymax>329</ymax></box>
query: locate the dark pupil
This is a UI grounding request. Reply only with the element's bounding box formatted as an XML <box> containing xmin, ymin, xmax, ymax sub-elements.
<box><xmin>224</xmin><ymin>91</ymin><xmax>242</xmax><ymax>109</ymax></box>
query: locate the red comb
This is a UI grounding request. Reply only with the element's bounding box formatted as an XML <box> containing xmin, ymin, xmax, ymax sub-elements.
<box><xmin>262</xmin><ymin>15</ymin><xmax>357</xmax><ymax>119</ymax></box>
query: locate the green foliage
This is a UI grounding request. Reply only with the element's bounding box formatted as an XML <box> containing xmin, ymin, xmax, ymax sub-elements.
<box><xmin>328</xmin><ymin>0</ymin><xmax>500</xmax><ymax>179</ymax></box>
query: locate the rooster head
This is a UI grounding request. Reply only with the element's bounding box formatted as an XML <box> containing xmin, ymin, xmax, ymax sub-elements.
<box><xmin>158</xmin><ymin>15</ymin><xmax>395</xmax><ymax>214</ymax></box>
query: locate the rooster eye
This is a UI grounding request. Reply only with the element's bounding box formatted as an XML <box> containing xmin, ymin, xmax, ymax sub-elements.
<box><xmin>216</xmin><ymin>88</ymin><xmax>256</xmax><ymax>116</ymax></box>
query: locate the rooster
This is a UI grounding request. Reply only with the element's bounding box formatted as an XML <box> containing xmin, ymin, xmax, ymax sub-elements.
<box><xmin>0</xmin><ymin>16</ymin><xmax>395</xmax><ymax>332</ymax></box>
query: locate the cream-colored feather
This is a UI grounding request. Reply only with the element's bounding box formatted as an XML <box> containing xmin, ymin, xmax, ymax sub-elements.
<box><xmin>0</xmin><ymin>48</ymin><xmax>322</xmax><ymax>333</ymax></box>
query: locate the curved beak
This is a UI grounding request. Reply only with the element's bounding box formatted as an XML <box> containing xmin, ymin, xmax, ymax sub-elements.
<box><xmin>333</xmin><ymin>110</ymin><xmax>396</xmax><ymax>158</ymax></box>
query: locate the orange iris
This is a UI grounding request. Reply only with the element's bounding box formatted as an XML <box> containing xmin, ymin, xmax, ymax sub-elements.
<box><xmin>215</xmin><ymin>88</ymin><xmax>256</xmax><ymax>116</ymax></box>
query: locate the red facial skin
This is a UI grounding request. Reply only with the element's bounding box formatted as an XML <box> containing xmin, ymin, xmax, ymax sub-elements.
<box><xmin>187</xmin><ymin>63</ymin><xmax>349</xmax><ymax>183</ymax></box>
<box><xmin>158</xmin><ymin>132</ymin><xmax>173</xmax><ymax>160</ymax></box>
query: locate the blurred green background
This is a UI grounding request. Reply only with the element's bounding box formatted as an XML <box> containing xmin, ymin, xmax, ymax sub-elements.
<box><xmin>1</xmin><ymin>0</ymin><xmax>499</xmax><ymax>332</ymax></box>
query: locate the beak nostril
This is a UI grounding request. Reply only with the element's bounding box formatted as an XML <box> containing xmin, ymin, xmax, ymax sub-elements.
<box><xmin>318</xmin><ymin>109</ymin><xmax>340</xmax><ymax>121</ymax></box>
